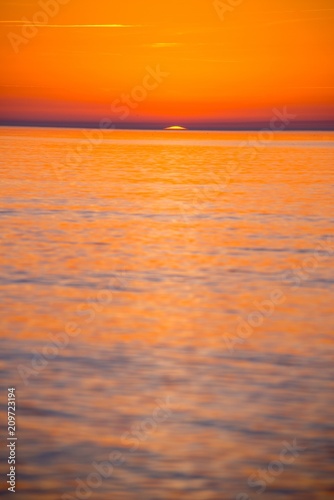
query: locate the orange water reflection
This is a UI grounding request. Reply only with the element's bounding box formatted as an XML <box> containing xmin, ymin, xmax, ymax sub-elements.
<box><xmin>0</xmin><ymin>128</ymin><xmax>333</xmax><ymax>499</ymax></box>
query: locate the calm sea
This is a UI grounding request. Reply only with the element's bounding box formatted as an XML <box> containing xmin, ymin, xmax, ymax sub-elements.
<box><xmin>0</xmin><ymin>127</ymin><xmax>334</xmax><ymax>499</ymax></box>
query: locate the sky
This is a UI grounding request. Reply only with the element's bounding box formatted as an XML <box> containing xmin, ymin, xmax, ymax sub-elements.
<box><xmin>0</xmin><ymin>0</ymin><xmax>333</xmax><ymax>128</ymax></box>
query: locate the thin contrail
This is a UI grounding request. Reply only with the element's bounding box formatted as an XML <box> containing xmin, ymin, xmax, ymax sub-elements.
<box><xmin>0</xmin><ymin>21</ymin><xmax>142</xmax><ymax>28</ymax></box>
<box><xmin>265</xmin><ymin>16</ymin><xmax>334</xmax><ymax>26</ymax></box>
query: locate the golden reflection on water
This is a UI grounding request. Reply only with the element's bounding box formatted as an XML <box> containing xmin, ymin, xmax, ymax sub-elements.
<box><xmin>0</xmin><ymin>128</ymin><xmax>334</xmax><ymax>499</ymax></box>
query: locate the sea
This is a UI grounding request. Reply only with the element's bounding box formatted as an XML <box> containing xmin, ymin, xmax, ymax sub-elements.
<box><xmin>0</xmin><ymin>127</ymin><xmax>333</xmax><ymax>499</ymax></box>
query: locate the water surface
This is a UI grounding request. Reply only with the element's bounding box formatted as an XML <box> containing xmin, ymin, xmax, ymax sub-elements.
<box><xmin>0</xmin><ymin>128</ymin><xmax>333</xmax><ymax>499</ymax></box>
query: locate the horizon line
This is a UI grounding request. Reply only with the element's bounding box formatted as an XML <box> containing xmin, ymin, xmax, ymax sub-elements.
<box><xmin>1</xmin><ymin>120</ymin><xmax>334</xmax><ymax>132</ymax></box>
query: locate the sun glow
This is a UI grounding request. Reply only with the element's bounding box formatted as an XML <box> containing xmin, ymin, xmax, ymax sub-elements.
<box><xmin>164</xmin><ymin>126</ymin><xmax>187</xmax><ymax>130</ymax></box>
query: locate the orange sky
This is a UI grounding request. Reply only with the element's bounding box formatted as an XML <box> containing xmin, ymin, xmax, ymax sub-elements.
<box><xmin>0</xmin><ymin>0</ymin><xmax>333</xmax><ymax>127</ymax></box>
